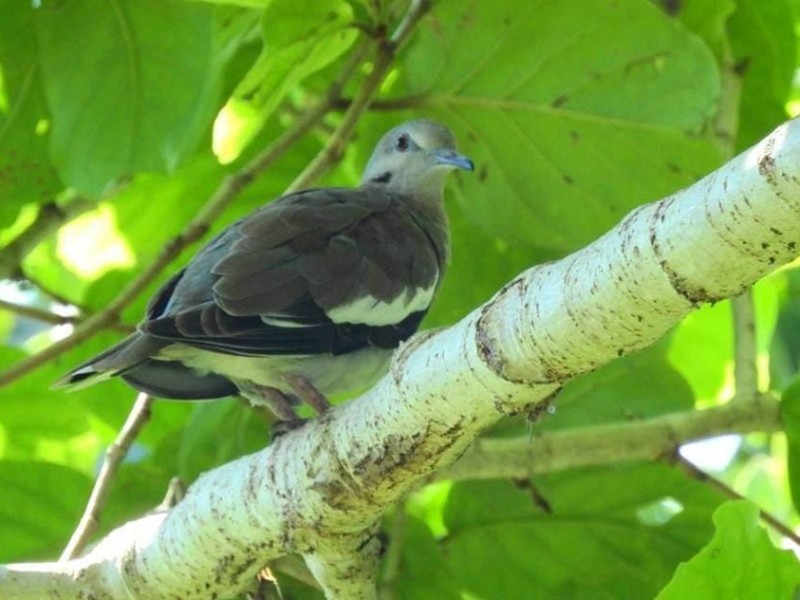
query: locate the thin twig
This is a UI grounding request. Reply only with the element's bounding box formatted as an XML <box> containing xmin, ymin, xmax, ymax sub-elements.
<box><xmin>0</xmin><ymin>196</ymin><xmax>96</xmax><ymax>280</ymax></box>
<box><xmin>732</xmin><ymin>291</ymin><xmax>758</xmax><ymax>402</ymax></box>
<box><xmin>17</xmin><ymin>273</ymin><xmax>93</xmax><ymax>311</ymax></box>
<box><xmin>674</xmin><ymin>453</ymin><xmax>800</xmax><ymax>548</ymax></box>
<box><xmin>0</xmin><ymin>298</ymin><xmax>133</xmax><ymax>334</ymax></box>
<box><xmin>286</xmin><ymin>0</ymin><xmax>431</xmax><ymax>193</ymax></box>
<box><xmin>60</xmin><ymin>393</ymin><xmax>154</xmax><ymax>561</ymax></box>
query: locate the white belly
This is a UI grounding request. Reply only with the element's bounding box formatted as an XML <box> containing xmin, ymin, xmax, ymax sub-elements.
<box><xmin>157</xmin><ymin>344</ymin><xmax>393</xmax><ymax>401</ymax></box>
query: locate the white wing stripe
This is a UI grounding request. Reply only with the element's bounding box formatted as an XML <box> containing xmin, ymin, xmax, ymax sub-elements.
<box><xmin>326</xmin><ymin>286</ymin><xmax>435</xmax><ymax>326</ymax></box>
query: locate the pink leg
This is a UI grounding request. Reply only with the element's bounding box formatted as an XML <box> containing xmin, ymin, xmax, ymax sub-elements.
<box><xmin>287</xmin><ymin>375</ymin><xmax>331</xmax><ymax>414</ymax></box>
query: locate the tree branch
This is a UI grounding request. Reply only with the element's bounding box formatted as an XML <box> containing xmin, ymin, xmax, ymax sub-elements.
<box><xmin>0</xmin><ymin>298</ymin><xmax>133</xmax><ymax>334</ymax></box>
<box><xmin>285</xmin><ymin>0</ymin><xmax>430</xmax><ymax>194</ymax></box>
<box><xmin>3</xmin><ymin>112</ymin><xmax>800</xmax><ymax>599</ymax></box>
<box><xmin>59</xmin><ymin>393</ymin><xmax>154</xmax><ymax>561</ymax></box>
<box><xmin>0</xmin><ymin>196</ymin><xmax>95</xmax><ymax>280</ymax></box>
<box><xmin>674</xmin><ymin>454</ymin><xmax>800</xmax><ymax>547</ymax></box>
<box><xmin>438</xmin><ymin>394</ymin><xmax>781</xmax><ymax>481</ymax></box>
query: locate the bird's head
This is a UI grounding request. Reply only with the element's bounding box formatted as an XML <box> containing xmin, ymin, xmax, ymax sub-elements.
<box><xmin>361</xmin><ymin>119</ymin><xmax>474</xmax><ymax>198</ymax></box>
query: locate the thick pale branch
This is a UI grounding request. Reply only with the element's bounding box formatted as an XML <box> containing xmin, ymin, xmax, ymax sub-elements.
<box><xmin>477</xmin><ymin>119</ymin><xmax>800</xmax><ymax>391</ymax></box>
<box><xmin>4</xmin><ymin>116</ymin><xmax>800</xmax><ymax>599</ymax></box>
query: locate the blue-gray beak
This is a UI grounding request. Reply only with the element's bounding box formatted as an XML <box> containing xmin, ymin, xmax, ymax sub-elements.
<box><xmin>434</xmin><ymin>149</ymin><xmax>474</xmax><ymax>171</ymax></box>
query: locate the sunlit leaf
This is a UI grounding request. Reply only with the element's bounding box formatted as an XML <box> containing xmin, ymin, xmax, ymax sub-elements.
<box><xmin>34</xmin><ymin>0</ymin><xmax>224</xmax><ymax>196</ymax></box>
<box><xmin>441</xmin><ymin>463</ymin><xmax>723</xmax><ymax>600</ymax></box>
<box><xmin>656</xmin><ymin>500</ymin><xmax>800</xmax><ymax>599</ymax></box>
<box><xmin>0</xmin><ymin>1</ymin><xmax>61</xmax><ymax>227</ymax></box>
<box><xmin>0</xmin><ymin>461</ymin><xmax>90</xmax><ymax>561</ymax></box>
<box><xmin>215</xmin><ymin>0</ymin><xmax>358</xmax><ymax>162</ymax></box>
<box><xmin>401</xmin><ymin>0</ymin><xmax>725</xmax><ymax>253</ymax></box>
<box><xmin>728</xmin><ymin>0</ymin><xmax>795</xmax><ymax>150</ymax></box>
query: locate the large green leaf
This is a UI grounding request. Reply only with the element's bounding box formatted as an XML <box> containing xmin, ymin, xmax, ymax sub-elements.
<box><xmin>176</xmin><ymin>400</ymin><xmax>267</xmax><ymax>481</ymax></box>
<box><xmin>386</xmin><ymin>514</ymin><xmax>461</xmax><ymax>600</ymax></box>
<box><xmin>218</xmin><ymin>0</ymin><xmax>358</xmax><ymax>161</ymax></box>
<box><xmin>660</xmin><ymin>0</ymin><xmax>736</xmax><ymax>65</ymax></box>
<box><xmin>0</xmin><ymin>348</ymin><xmax>92</xmax><ymax>465</ymax></box>
<box><xmin>440</xmin><ymin>462</ymin><xmax>723</xmax><ymax>599</ymax></box>
<box><xmin>0</xmin><ymin>461</ymin><xmax>91</xmax><ymax>561</ymax></box>
<box><xmin>781</xmin><ymin>378</ymin><xmax>800</xmax><ymax>514</ymax></box>
<box><xmin>0</xmin><ymin>1</ymin><xmax>61</xmax><ymax>228</ymax></box>
<box><xmin>34</xmin><ymin>0</ymin><xmax>223</xmax><ymax>196</ymax></box>
<box><xmin>728</xmin><ymin>0</ymin><xmax>795</xmax><ymax>150</ymax></box>
<box><xmin>656</xmin><ymin>500</ymin><xmax>800</xmax><ymax>599</ymax></box>
<box><xmin>401</xmin><ymin>0</ymin><xmax>724</xmax><ymax>253</ymax></box>
<box><xmin>535</xmin><ymin>339</ymin><xmax>694</xmax><ymax>431</ymax></box>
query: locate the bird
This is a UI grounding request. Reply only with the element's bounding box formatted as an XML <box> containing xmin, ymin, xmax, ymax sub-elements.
<box><xmin>55</xmin><ymin>119</ymin><xmax>474</xmax><ymax>427</ymax></box>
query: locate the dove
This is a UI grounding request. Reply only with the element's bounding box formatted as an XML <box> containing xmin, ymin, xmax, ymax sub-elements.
<box><xmin>56</xmin><ymin>119</ymin><xmax>473</xmax><ymax>426</ymax></box>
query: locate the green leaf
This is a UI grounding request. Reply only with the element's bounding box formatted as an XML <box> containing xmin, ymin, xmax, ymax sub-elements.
<box><xmin>781</xmin><ymin>379</ymin><xmax>800</xmax><ymax>514</ymax></box>
<box><xmin>771</xmin><ymin>267</ymin><xmax>800</xmax><ymax>390</ymax></box>
<box><xmin>0</xmin><ymin>1</ymin><xmax>61</xmax><ymax>227</ymax></box>
<box><xmin>662</xmin><ymin>0</ymin><xmax>736</xmax><ymax>65</ymax></box>
<box><xmin>537</xmin><ymin>339</ymin><xmax>695</xmax><ymax>431</ymax></box>
<box><xmin>34</xmin><ymin>0</ymin><xmax>223</xmax><ymax>196</ymax></box>
<box><xmin>667</xmin><ymin>300</ymin><xmax>733</xmax><ymax>405</ymax></box>
<box><xmin>177</xmin><ymin>400</ymin><xmax>268</xmax><ymax>481</ymax></box>
<box><xmin>402</xmin><ymin>0</ymin><xmax>724</xmax><ymax>253</ymax></box>
<box><xmin>385</xmin><ymin>514</ymin><xmax>461</xmax><ymax>600</ymax></box>
<box><xmin>656</xmin><ymin>500</ymin><xmax>800</xmax><ymax>599</ymax></box>
<box><xmin>0</xmin><ymin>347</ymin><xmax>92</xmax><ymax>463</ymax></box>
<box><xmin>217</xmin><ymin>0</ymin><xmax>358</xmax><ymax>161</ymax></box>
<box><xmin>0</xmin><ymin>461</ymin><xmax>91</xmax><ymax>561</ymax></box>
<box><xmin>728</xmin><ymin>0</ymin><xmax>796</xmax><ymax>150</ymax></box>
<box><xmin>192</xmin><ymin>0</ymin><xmax>269</xmax><ymax>6</ymax></box>
<box><xmin>442</xmin><ymin>463</ymin><xmax>724</xmax><ymax>600</ymax></box>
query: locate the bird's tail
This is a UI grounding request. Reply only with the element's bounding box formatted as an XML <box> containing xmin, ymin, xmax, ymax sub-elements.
<box><xmin>52</xmin><ymin>333</ymin><xmax>166</xmax><ymax>391</ymax></box>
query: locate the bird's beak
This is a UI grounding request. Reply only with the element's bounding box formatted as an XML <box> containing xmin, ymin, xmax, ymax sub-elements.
<box><xmin>433</xmin><ymin>149</ymin><xmax>474</xmax><ymax>171</ymax></box>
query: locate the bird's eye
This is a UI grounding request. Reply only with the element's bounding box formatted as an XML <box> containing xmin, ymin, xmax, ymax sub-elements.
<box><xmin>395</xmin><ymin>133</ymin><xmax>410</xmax><ymax>152</ymax></box>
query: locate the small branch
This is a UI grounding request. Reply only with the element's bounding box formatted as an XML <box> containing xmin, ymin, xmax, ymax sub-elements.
<box><xmin>439</xmin><ymin>394</ymin><xmax>782</xmax><ymax>481</ymax></box>
<box><xmin>0</xmin><ymin>298</ymin><xmax>133</xmax><ymax>334</ymax></box>
<box><xmin>732</xmin><ymin>291</ymin><xmax>758</xmax><ymax>402</ymax></box>
<box><xmin>389</xmin><ymin>0</ymin><xmax>429</xmax><ymax>45</ymax></box>
<box><xmin>286</xmin><ymin>0</ymin><xmax>431</xmax><ymax>193</ymax></box>
<box><xmin>16</xmin><ymin>274</ymin><xmax>92</xmax><ymax>311</ymax></box>
<box><xmin>0</xmin><ymin>197</ymin><xmax>95</xmax><ymax>280</ymax></box>
<box><xmin>674</xmin><ymin>453</ymin><xmax>800</xmax><ymax>548</ymax></box>
<box><xmin>60</xmin><ymin>393</ymin><xmax>153</xmax><ymax>561</ymax></box>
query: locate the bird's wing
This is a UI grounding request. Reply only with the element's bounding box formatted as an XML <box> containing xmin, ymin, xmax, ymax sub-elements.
<box><xmin>141</xmin><ymin>187</ymin><xmax>446</xmax><ymax>356</ymax></box>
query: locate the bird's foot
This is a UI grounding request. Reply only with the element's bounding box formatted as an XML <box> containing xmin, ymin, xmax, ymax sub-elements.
<box><xmin>242</xmin><ymin>383</ymin><xmax>304</xmax><ymax>424</ymax></box>
<box><xmin>287</xmin><ymin>375</ymin><xmax>331</xmax><ymax>414</ymax></box>
<box><xmin>270</xmin><ymin>417</ymin><xmax>306</xmax><ymax>439</ymax></box>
